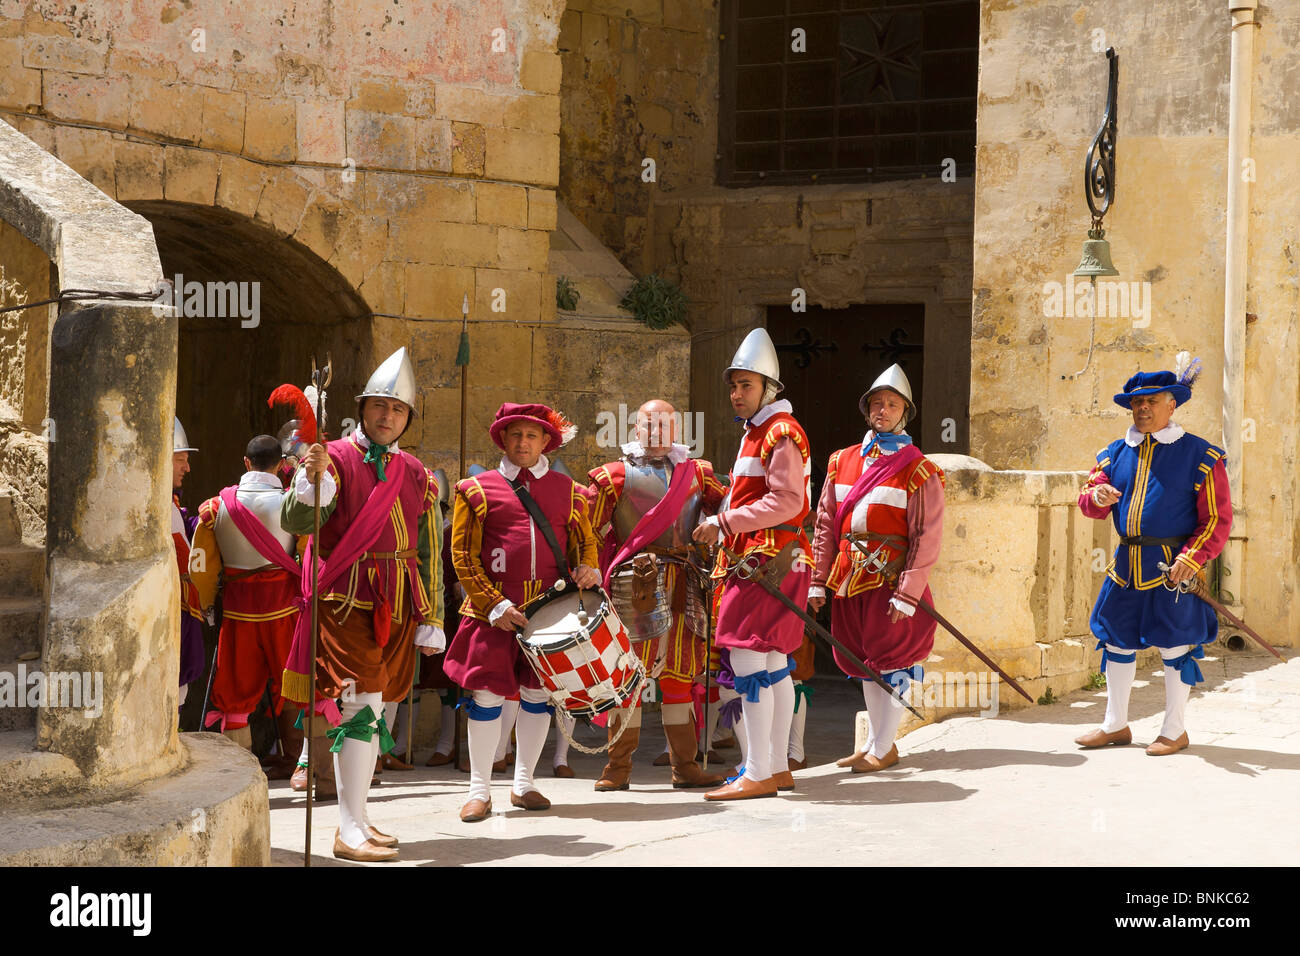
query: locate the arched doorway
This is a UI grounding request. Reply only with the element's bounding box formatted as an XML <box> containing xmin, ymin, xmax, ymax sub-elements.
<box><xmin>126</xmin><ymin>201</ymin><xmax>372</xmax><ymax>500</ymax></box>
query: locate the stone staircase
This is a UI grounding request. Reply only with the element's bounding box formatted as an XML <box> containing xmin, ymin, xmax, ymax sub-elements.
<box><xmin>0</xmin><ymin>490</ymin><xmax>43</xmax><ymax>735</ymax></box>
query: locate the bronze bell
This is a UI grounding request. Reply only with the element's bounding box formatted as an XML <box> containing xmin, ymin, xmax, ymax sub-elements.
<box><xmin>1073</xmin><ymin>225</ymin><xmax>1119</xmax><ymax>278</ymax></box>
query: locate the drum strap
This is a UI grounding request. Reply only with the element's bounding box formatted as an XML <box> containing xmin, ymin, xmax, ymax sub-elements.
<box><xmin>510</xmin><ymin>480</ymin><xmax>573</xmax><ymax>585</ymax></box>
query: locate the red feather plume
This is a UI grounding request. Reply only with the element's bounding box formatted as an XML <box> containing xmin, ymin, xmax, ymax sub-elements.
<box><xmin>268</xmin><ymin>384</ymin><xmax>317</xmax><ymax>444</ymax></box>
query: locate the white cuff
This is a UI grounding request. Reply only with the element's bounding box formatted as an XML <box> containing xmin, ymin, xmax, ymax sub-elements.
<box><xmin>808</xmin><ymin>585</ymin><xmax>826</xmax><ymax>600</ymax></box>
<box><xmin>414</xmin><ymin>624</ymin><xmax>446</xmax><ymax>651</ymax></box>
<box><xmin>705</xmin><ymin>515</ymin><xmax>720</xmax><ymax>528</ymax></box>
<box><xmin>889</xmin><ymin>596</ymin><xmax>915</xmax><ymax>618</ymax></box>
<box><xmin>293</xmin><ymin>467</ymin><xmax>337</xmax><ymax>508</ymax></box>
<box><xmin>1090</xmin><ymin>487</ymin><xmax>1103</xmax><ymax>506</ymax></box>
<box><xmin>487</xmin><ymin>599</ymin><xmax>514</xmax><ymax>625</ymax></box>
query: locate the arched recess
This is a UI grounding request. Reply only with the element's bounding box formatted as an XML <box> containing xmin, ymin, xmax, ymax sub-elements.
<box><xmin>125</xmin><ymin>201</ymin><xmax>372</xmax><ymax>501</ymax></box>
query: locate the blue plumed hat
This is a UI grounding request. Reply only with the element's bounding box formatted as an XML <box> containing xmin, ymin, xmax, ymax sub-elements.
<box><xmin>1113</xmin><ymin>352</ymin><xmax>1201</xmax><ymax>408</ymax></box>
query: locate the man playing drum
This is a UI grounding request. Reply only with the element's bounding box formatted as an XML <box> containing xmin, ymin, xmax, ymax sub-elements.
<box><xmin>692</xmin><ymin>328</ymin><xmax>814</xmax><ymax>801</ymax></box>
<box><xmin>586</xmin><ymin>399</ymin><xmax>729</xmax><ymax>791</ymax></box>
<box><xmin>442</xmin><ymin>403</ymin><xmax>601</xmax><ymax>822</ymax></box>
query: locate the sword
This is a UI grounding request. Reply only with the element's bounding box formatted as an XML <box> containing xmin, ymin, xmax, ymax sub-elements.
<box><xmin>721</xmin><ymin>542</ymin><xmax>923</xmax><ymax>720</ymax></box>
<box><xmin>1157</xmin><ymin>561</ymin><xmax>1283</xmax><ymax>660</ymax></box>
<box><xmin>846</xmin><ymin>537</ymin><xmax>1035</xmax><ymax>704</ymax></box>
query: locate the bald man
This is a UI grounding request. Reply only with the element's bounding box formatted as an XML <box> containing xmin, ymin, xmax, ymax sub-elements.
<box><xmin>586</xmin><ymin>400</ymin><xmax>728</xmax><ymax>790</ymax></box>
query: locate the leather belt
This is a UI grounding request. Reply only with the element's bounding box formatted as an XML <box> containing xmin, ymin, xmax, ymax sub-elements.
<box><xmin>1120</xmin><ymin>535</ymin><xmax>1184</xmax><ymax>547</ymax></box>
<box><xmin>318</xmin><ymin>549</ymin><xmax>417</xmax><ymax>560</ymax></box>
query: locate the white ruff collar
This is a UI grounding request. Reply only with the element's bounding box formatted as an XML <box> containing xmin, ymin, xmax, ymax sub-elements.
<box><xmin>621</xmin><ymin>440</ymin><xmax>690</xmax><ymax>465</ymax></box>
<box><xmin>499</xmin><ymin>454</ymin><xmax>549</xmax><ymax>480</ymax></box>
<box><xmin>748</xmin><ymin>399</ymin><xmax>792</xmax><ymax>428</ymax></box>
<box><xmin>353</xmin><ymin>428</ymin><xmax>399</xmax><ymax>452</ymax></box>
<box><xmin>1125</xmin><ymin>422</ymin><xmax>1185</xmax><ymax>447</ymax></box>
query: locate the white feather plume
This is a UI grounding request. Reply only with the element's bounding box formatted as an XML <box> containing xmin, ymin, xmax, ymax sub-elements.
<box><xmin>1173</xmin><ymin>351</ymin><xmax>1202</xmax><ymax>389</ymax></box>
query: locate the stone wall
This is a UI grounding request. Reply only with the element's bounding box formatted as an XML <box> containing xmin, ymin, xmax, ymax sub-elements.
<box><xmin>557</xmin><ymin>0</ymin><xmax>718</xmax><ymax>272</ymax></box>
<box><xmin>0</xmin><ymin>216</ymin><xmax>51</xmax><ymax>544</ymax></box>
<box><xmin>972</xmin><ymin>0</ymin><xmax>1300</xmax><ymax>644</ymax></box>
<box><xmin>650</xmin><ymin>179</ymin><xmax>975</xmax><ymax>467</ymax></box>
<box><xmin>1</xmin><ymin>1</ymin><xmax>703</xmax><ymax>491</ymax></box>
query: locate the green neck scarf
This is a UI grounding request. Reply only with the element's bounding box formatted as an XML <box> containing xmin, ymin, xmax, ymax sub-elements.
<box><xmin>363</xmin><ymin>439</ymin><xmax>390</xmax><ymax>482</ymax></box>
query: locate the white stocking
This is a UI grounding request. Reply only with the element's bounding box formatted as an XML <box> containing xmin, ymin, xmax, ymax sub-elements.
<box><xmin>1159</xmin><ymin>645</ymin><xmax>1193</xmax><ymax>740</ymax></box>
<box><xmin>863</xmin><ymin>681</ymin><xmax>905</xmax><ymax>759</ymax></box>
<box><xmin>513</xmin><ymin>687</ymin><xmax>551</xmax><ymax>796</ymax></box>
<box><xmin>435</xmin><ymin>701</ymin><xmax>457</xmax><ymax>754</ymax></box>
<box><xmin>766</xmin><ymin>651</ymin><xmax>795</xmax><ymax>775</ymax></box>
<box><xmin>552</xmin><ymin>711</ymin><xmax>574</xmax><ymax>767</ymax></box>
<box><xmin>860</xmin><ymin>680</ymin><xmax>876</xmax><ymax>756</ymax></box>
<box><xmin>788</xmin><ymin>681</ymin><xmax>807</xmax><ymax>762</ymax></box>
<box><xmin>466</xmin><ymin>690</ymin><xmax>504</xmax><ymax>804</ymax></box>
<box><xmin>495</xmin><ymin>698</ymin><xmax>520</xmax><ymax>762</ymax></box>
<box><xmin>1101</xmin><ymin>644</ymin><xmax>1136</xmax><ymax>734</ymax></box>
<box><xmin>731</xmin><ymin>648</ymin><xmax>774</xmax><ymax>782</ymax></box>
<box><xmin>335</xmin><ymin>691</ymin><xmax>382</xmax><ymax>850</ymax></box>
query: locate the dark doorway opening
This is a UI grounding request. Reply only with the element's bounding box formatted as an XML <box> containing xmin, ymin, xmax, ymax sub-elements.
<box><xmin>768</xmin><ymin>302</ymin><xmax>924</xmax><ymax>500</ymax></box>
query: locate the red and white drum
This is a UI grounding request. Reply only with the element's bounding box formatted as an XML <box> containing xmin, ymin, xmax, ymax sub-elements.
<box><xmin>518</xmin><ymin>586</ymin><xmax>645</xmax><ymax>718</ymax></box>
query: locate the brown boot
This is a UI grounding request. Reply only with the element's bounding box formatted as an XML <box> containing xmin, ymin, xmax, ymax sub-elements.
<box><xmin>594</xmin><ymin>713</ymin><xmax>640</xmax><ymax>791</ymax></box>
<box><xmin>664</xmin><ymin>712</ymin><xmax>726</xmax><ymax>789</ymax></box>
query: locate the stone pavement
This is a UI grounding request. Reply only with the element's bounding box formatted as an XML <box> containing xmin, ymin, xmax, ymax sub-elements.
<box><xmin>268</xmin><ymin>648</ymin><xmax>1299</xmax><ymax>866</ymax></box>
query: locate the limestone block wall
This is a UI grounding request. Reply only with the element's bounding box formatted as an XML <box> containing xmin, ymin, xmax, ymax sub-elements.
<box><xmin>972</xmin><ymin>2</ymin><xmax>1300</xmax><ymax>644</ymax></box>
<box><xmin>1</xmin><ymin>2</ymin><xmax>707</xmax><ymax>491</ymax></box>
<box><xmin>650</xmin><ymin>179</ymin><xmax>975</xmax><ymax>466</ymax></box>
<box><xmin>0</xmin><ymin>117</ymin><xmax>182</xmax><ymax>790</ymax></box>
<box><xmin>0</xmin><ymin>216</ymin><xmax>51</xmax><ymax>544</ymax></box>
<box><xmin>557</xmin><ymin>0</ymin><xmax>718</xmax><ymax>271</ymax></box>
<box><xmin>926</xmin><ymin>456</ymin><xmax>1106</xmax><ymax>716</ymax></box>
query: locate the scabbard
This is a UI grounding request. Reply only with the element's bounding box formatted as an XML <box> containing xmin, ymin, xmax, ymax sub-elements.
<box><xmin>719</xmin><ymin>546</ymin><xmax>923</xmax><ymax>720</ymax></box>
<box><xmin>1187</xmin><ymin>581</ymin><xmax>1283</xmax><ymax>661</ymax></box>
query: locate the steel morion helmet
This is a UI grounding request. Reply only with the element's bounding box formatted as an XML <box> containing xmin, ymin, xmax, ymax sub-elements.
<box><xmin>356</xmin><ymin>347</ymin><xmax>418</xmax><ymax>415</ymax></box>
<box><xmin>173</xmin><ymin>417</ymin><xmax>198</xmax><ymax>453</ymax></box>
<box><xmin>858</xmin><ymin>364</ymin><xmax>916</xmax><ymax>425</ymax></box>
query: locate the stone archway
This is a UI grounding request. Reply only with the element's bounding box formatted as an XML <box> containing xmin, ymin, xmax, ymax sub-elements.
<box><xmin>126</xmin><ymin>201</ymin><xmax>373</xmax><ymax>502</ymax></box>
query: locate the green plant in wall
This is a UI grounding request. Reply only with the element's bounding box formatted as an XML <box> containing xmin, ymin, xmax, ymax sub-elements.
<box><xmin>556</xmin><ymin>275</ymin><xmax>580</xmax><ymax>311</ymax></box>
<box><xmin>620</xmin><ymin>273</ymin><xmax>689</xmax><ymax>330</ymax></box>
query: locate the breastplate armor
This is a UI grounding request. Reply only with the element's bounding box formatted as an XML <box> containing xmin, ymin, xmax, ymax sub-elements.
<box><xmin>611</xmin><ymin>458</ymin><xmax>703</xmax><ymax>550</ymax></box>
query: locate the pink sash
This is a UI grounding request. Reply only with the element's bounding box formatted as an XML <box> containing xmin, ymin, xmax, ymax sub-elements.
<box><xmin>834</xmin><ymin>444</ymin><xmax>923</xmax><ymax>532</ymax></box>
<box><xmin>602</xmin><ymin>458</ymin><xmax>700</xmax><ymax>590</ymax></box>
<box><xmin>281</xmin><ymin>457</ymin><xmax>408</xmax><ymax>701</ymax></box>
<box><xmin>218</xmin><ymin>486</ymin><xmax>298</xmax><ymax>576</ymax></box>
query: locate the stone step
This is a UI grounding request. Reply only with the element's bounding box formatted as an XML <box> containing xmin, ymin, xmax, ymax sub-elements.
<box><xmin>0</xmin><ymin>544</ymin><xmax>43</xmax><ymax>599</ymax></box>
<box><xmin>0</xmin><ymin>494</ymin><xmax>20</xmax><ymax>547</ymax></box>
<box><xmin>0</xmin><ymin>598</ymin><xmax>41</xmax><ymax>661</ymax></box>
<box><xmin>0</xmin><ymin>733</ymin><xmax>269</xmax><ymax>865</ymax></box>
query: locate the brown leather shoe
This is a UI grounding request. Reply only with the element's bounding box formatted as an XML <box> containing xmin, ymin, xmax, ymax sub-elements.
<box><xmin>552</xmin><ymin>763</ymin><xmax>576</xmax><ymax>778</ymax></box>
<box><xmin>510</xmin><ymin>789</ymin><xmax>551</xmax><ymax>811</ymax></box>
<box><xmin>850</xmin><ymin>744</ymin><xmax>899</xmax><ymax>773</ymax></box>
<box><xmin>333</xmin><ymin>830</ymin><xmax>398</xmax><ymax>862</ymax></box>
<box><xmin>366</xmin><ymin>826</ymin><xmax>398</xmax><ymax>848</ymax></box>
<box><xmin>652</xmin><ymin>751</ymin><xmax>671</xmax><ymax>766</ymax></box>
<box><xmin>713</xmin><ymin>734</ymin><xmax>737</xmax><ymax>750</ymax></box>
<box><xmin>425</xmin><ymin>749</ymin><xmax>456</xmax><ymax>767</ymax></box>
<box><xmin>835</xmin><ymin>750</ymin><xmax>866</xmax><ymax>768</ymax></box>
<box><xmin>381</xmin><ymin>753</ymin><xmax>414</xmax><ymax>771</ymax></box>
<box><xmin>772</xmin><ymin>770</ymin><xmax>795</xmax><ymax>791</ymax></box>
<box><xmin>290</xmin><ymin>764</ymin><xmax>309</xmax><ymax>792</ymax></box>
<box><xmin>492</xmin><ymin>756</ymin><xmax>512</xmax><ymax>773</ymax></box>
<box><xmin>1146</xmin><ymin>732</ymin><xmax>1189</xmax><ymax>756</ymax></box>
<box><xmin>1074</xmin><ymin>726</ymin><xmax>1133</xmax><ymax>748</ymax></box>
<box><xmin>459</xmin><ymin>797</ymin><xmax>492</xmax><ymax>822</ymax></box>
<box><xmin>788</xmin><ymin>757</ymin><xmax>807</xmax><ymax>771</ymax></box>
<box><xmin>704</xmin><ymin>775</ymin><xmax>779</xmax><ymax>801</ymax></box>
